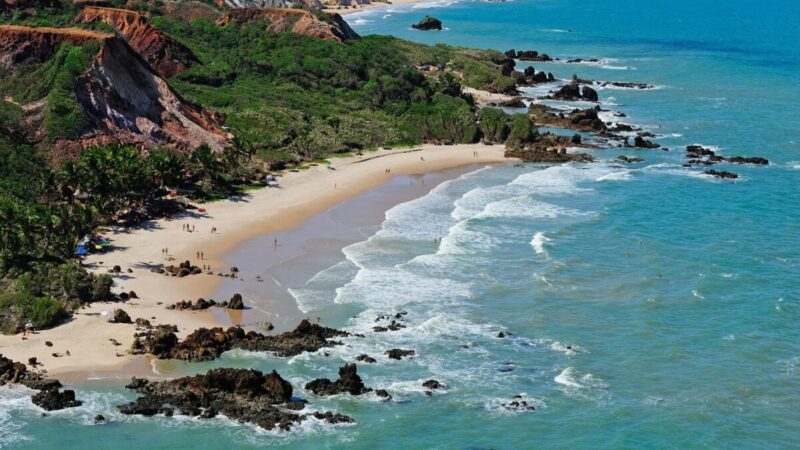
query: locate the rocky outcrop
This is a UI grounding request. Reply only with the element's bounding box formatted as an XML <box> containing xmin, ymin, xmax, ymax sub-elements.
<box><xmin>385</xmin><ymin>349</ymin><xmax>415</xmax><ymax>360</ymax></box>
<box><xmin>506</xmin><ymin>147</ymin><xmax>594</xmax><ymax>163</ymax></box>
<box><xmin>633</xmin><ymin>135</ymin><xmax>660</xmax><ymax>149</ymax></box>
<box><xmin>118</xmin><ymin>368</ymin><xmax>352</xmax><ymax>431</ymax></box>
<box><xmin>506</xmin><ymin>49</ymin><xmax>553</xmax><ymax>62</ymax></box>
<box><xmin>528</xmin><ymin>104</ymin><xmax>607</xmax><ymax>133</ymax></box>
<box><xmin>0</xmin><ymin>354</ymin><xmax>82</xmax><ymax>411</ymax></box>
<box><xmin>550</xmin><ymin>82</ymin><xmax>599</xmax><ymax>102</ymax></box>
<box><xmin>704</xmin><ymin>169</ymin><xmax>738</xmax><ymax>179</ymax></box>
<box><xmin>130</xmin><ymin>319</ymin><xmax>350</xmax><ymax>361</ymax></box>
<box><xmin>515</xmin><ymin>66</ymin><xmax>555</xmax><ymax>85</ymax></box>
<box><xmin>411</xmin><ymin>16</ymin><xmax>442</xmax><ymax>31</ymax></box>
<box><xmin>305</xmin><ymin>363</ymin><xmax>371</xmax><ymax>396</ymax></box>
<box><xmin>0</xmin><ymin>26</ymin><xmax>228</xmax><ymax>153</ymax></box>
<box><xmin>74</xmin><ymin>7</ymin><xmax>199</xmax><ymax>78</ymax></box>
<box><xmin>216</xmin><ymin>8</ymin><xmax>359</xmax><ymax>43</ymax></box>
<box><xmin>726</xmin><ymin>156</ymin><xmax>769</xmax><ymax>165</ymax></box>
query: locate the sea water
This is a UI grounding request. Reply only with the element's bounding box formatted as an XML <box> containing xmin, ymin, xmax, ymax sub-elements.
<box><xmin>3</xmin><ymin>0</ymin><xmax>799</xmax><ymax>447</ymax></box>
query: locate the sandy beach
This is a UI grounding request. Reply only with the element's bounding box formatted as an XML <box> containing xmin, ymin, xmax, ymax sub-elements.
<box><xmin>0</xmin><ymin>144</ymin><xmax>510</xmax><ymax>380</ymax></box>
<box><xmin>324</xmin><ymin>0</ymin><xmax>421</xmax><ymax>16</ymax></box>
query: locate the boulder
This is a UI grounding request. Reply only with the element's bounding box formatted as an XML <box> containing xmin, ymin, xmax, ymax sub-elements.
<box><xmin>633</xmin><ymin>135</ymin><xmax>660</xmax><ymax>148</ymax></box>
<box><xmin>355</xmin><ymin>354</ymin><xmax>377</xmax><ymax>364</ymax></box>
<box><xmin>422</xmin><ymin>379</ymin><xmax>443</xmax><ymax>389</ymax></box>
<box><xmin>112</xmin><ymin>309</ymin><xmax>132</xmax><ymax>324</ymax></box>
<box><xmin>411</xmin><ymin>15</ymin><xmax>442</xmax><ymax>31</ymax></box>
<box><xmin>385</xmin><ymin>349</ymin><xmax>415</xmax><ymax>360</ymax></box>
<box><xmin>704</xmin><ymin>169</ymin><xmax>738</xmax><ymax>179</ymax></box>
<box><xmin>581</xmin><ymin>86</ymin><xmax>598</xmax><ymax>101</ymax></box>
<box><xmin>31</xmin><ymin>388</ymin><xmax>82</xmax><ymax>411</ymax></box>
<box><xmin>305</xmin><ymin>363</ymin><xmax>371</xmax><ymax>396</ymax></box>
<box><xmin>227</xmin><ymin>293</ymin><xmax>244</xmax><ymax>310</ymax></box>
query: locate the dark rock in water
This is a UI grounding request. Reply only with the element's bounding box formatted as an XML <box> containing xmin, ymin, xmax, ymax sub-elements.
<box><xmin>516</xmin><ymin>50</ymin><xmax>552</xmax><ymax>61</ymax></box>
<box><xmin>726</xmin><ymin>156</ymin><xmax>768</xmax><ymax>165</ymax></box>
<box><xmin>552</xmin><ymin>82</ymin><xmax>581</xmax><ymax>100</ymax></box>
<box><xmin>386</xmin><ymin>349</ymin><xmax>415</xmax><ymax>360</ymax></box>
<box><xmin>32</xmin><ymin>388</ymin><xmax>82</xmax><ymax>411</ymax></box>
<box><xmin>227</xmin><ymin>293</ymin><xmax>244</xmax><ymax>310</ymax></box>
<box><xmin>356</xmin><ymin>354</ymin><xmax>377</xmax><ymax>364</ymax></box>
<box><xmin>581</xmin><ymin>86</ymin><xmax>598</xmax><ymax>101</ymax></box>
<box><xmin>375</xmin><ymin>389</ymin><xmax>392</xmax><ymax>400</ymax></box>
<box><xmin>94</xmin><ymin>414</ymin><xmax>106</xmax><ymax>423</ymax></box>
<box><xmin>412</xmin><ymin>15</ymin><xmax>442</xmax><ymax>31</ymax></box>
<box><xmin>634</xmin><ymin>135</ymin><xmax>660</xmax><ymax>148</ymax></box>
<box><xmin>686</xmin><ymin>145</ymin><xmax>716</xmax><ymax>157</ymax></box>
<box><xmin>704</xmin><ymin>169</ymin><xmax>739</xmax><ymax>179</ymax></box>
<box><xmin>571</xmin><ymin>134</ymin><xmax>582</xmax><ymax>144</ymax></box>
<box><xmin>503</xmin><ymin>399</ymin><xmax>536</xmax><ymax>411</ymax></box>
<box><xmin>617</xmin><ymin>156</ymin><xmax>645</xmax><ymax>163</ymax></box>
<box><xmin>112</xmin><ymin>309</ymin><xmax>132</xmax><ymax>324</ymax></box>
<box><xmin>118</xmin><ymin>368</ymin><xmax>350</xmax><ymax>431</ymax></box>
<box><xmin>504</xmin><ymin>48</ymin><xmax>517</xmax><ymax>58</ymax></box>
<box><xmin>312</xmin><ymin>411</ymin><xmax>353</xmax><ymax>424</ymax></box>
<box><xmin>130</xmin><ymin>320</ymin><xmax>350</xmax><ymax>361</ymax></box>
<box><xmin>372</xmin><ymin>326</ymin><xmax>388</xmax><ymax>333</ymax></box>
<box><xmin>497</xmin><ymin>331</ymin><xmax>506</xmax><ymax>338</ymax></box>
<box><xmin>305</xmin><ymin>363</ymin><xmax>371</xmax><ymax>396</ymax></box>
<box><xmin>422</xmin><ymin>379</ymin><xmax>443</xmax><ymax>390</ymax></box>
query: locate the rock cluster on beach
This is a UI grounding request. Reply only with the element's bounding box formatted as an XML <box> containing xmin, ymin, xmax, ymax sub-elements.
<box><xmin>166</xmin><ymin>293</ymin><xmax>245</xmax><ymax>311</ymax></box>
<box><xmin>118</xmin><ymin>368</ymin><xmax>352</xmax><ymax>431</ymax></box>
<box><xmin>0</xmin><ymin>354</ymin><xmax>82</xmax><ymax>411</ymax></box>
<box><xmin>130</xmin><ymin>319</ymin><xmax>350</xmax><ymax>361</ymax></box>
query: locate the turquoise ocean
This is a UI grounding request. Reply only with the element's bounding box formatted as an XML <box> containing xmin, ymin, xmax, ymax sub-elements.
<box><xmin>2</xmin><ymin>0</ymin><xmax>799</xmax><ymax>447</ymax></box>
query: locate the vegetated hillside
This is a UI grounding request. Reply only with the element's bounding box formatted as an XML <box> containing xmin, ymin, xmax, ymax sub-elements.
<box><xmin>155</xmin><ymin>16</ymin><xmax>516</xmax><ymax>162</ymax></box>
<box><xmin>0</xmin><ymin>1</ymin><xmax>530</xmax><ymax>334</ymax></box>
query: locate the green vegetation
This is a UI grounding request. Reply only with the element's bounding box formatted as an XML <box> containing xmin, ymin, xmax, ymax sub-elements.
<box><xmin>0</xmin><ymin>3</ymin><xmax>533</xmax><ymax>333</ymax></box>
<box><xmin>150</xmin><ymin>17</ymin><xmax>514</xmax><ymax>160</ymax></box>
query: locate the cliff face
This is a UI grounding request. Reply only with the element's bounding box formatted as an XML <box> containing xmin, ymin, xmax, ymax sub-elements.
<box><xmin>217</xmin><ymin>0</ymin><xmax>322</xmax><ymax>10</ymax></box>
<box><xmin>0</xmin><ymin>25</ymin><xmax>227</xmax><ymax>156</ymax></box>
<box><xmin>0</xmin><ymin>25</ymin><xmax>111</xmax><ymax>68</ymax></box>
<box><xmin>216</xmin><ymin>8</ymin><xmax>359</xmax><ymax>43</ymax></box>
<box><xmin>74</xmin><ymin>7</ymin><xmax>199</xmax><ymax>78</ymax></box>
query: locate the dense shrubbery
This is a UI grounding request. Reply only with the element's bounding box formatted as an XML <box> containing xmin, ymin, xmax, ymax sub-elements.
<box><xmin>152</xmin><ymin>18</ymin><xmax>512</xmax><ymax>158</ymax></box>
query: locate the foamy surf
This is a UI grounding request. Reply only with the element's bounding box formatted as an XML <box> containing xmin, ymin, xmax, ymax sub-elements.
<box><xmin>530</xmin><ymin>232</ymin><xmax>551</xmax><ymax>255</ymax></box>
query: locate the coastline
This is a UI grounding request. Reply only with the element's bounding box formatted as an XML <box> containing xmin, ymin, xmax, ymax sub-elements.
<box><xmin>0</xmin><ymin>143</ymin><xmax>510</xmax><ymax>380</ymax></box>
<box><xmin>324</xmin><ymin>0</ymin><xmax>422</xmax><ymax>16</ymax></box>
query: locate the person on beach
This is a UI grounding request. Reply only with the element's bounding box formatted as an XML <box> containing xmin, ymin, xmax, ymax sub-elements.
<box><xmin>23</xmin><ymin>321</ymin><xmax>34</xmax><ymax>336</ymax></box>
<box><xmin>201</xmin><ymin>251</ymin><xmax>204</xmax><ymax>260</ymax></box>
<box><xmin>274</xmin><ymin>238</ymin><xmax>278</xmax><ymax>251</ymax></box>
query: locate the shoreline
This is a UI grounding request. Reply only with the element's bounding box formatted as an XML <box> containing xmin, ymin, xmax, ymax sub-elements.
<box><xmin>324</xmin><ymin>0</ymin><xmax>422</xmax><ymax>16</ymax></box>
<box><xmin>0</xmin><ymin>144</ymin><xmax>511</xmax><ymax>380</ymax></box>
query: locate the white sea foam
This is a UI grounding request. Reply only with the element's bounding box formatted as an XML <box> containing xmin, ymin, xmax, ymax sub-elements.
<box><xmin>596</xmin><ymin>170</ymin><xmax>632</xmax><ymax>181</ymax></box>
<box><xmin>530</xmin><ymin>232</ymin><xmax>551</xmax><ymax>255</ymax></box>
<box><xmin>539</xmin><ymin>28</ymin><xmax>570</xmax><ymax>33</ymax></box>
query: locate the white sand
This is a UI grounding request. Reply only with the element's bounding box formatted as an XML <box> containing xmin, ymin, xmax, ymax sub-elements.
<box><xmin>0</xmin><ymin>144</ymin><xmax>510</xmax><ymax>379</ymax></box>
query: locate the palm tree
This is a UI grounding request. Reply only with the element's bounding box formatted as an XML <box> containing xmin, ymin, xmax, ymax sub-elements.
<box><xmin>189</xmin><ymin>145</ymin><xmax>223</xmax><ymax>188</ymax></box>
<box><xmin>148</xmin><ymin>148</ymin><xmax>187</xmax><ymax>189</ymax></box>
